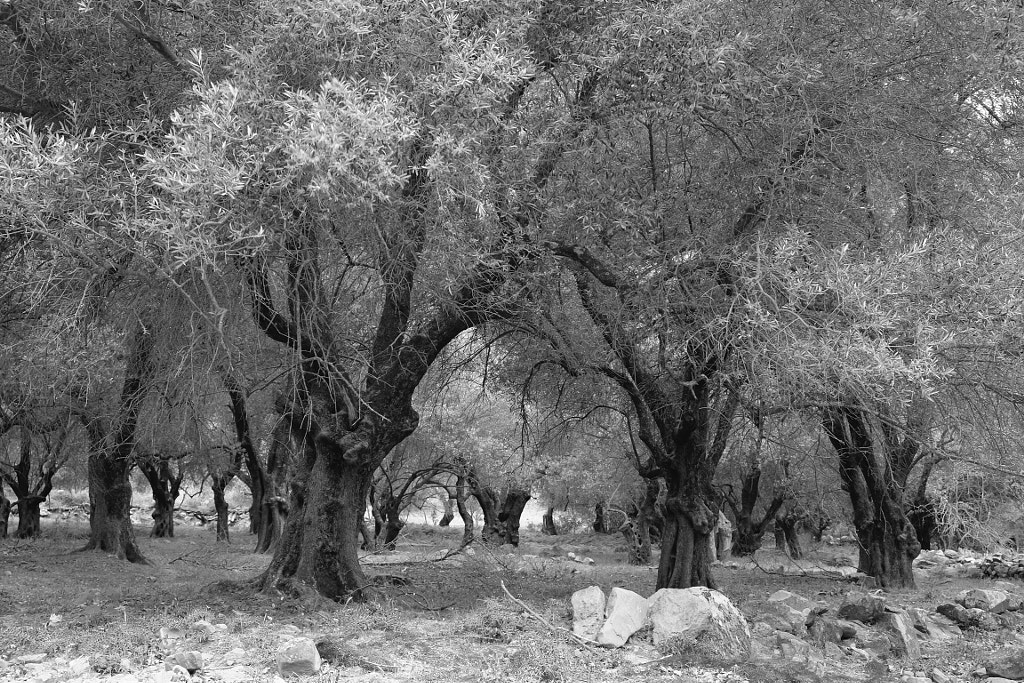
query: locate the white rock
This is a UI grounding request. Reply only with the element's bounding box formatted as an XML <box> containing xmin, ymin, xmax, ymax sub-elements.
<box><xmin>647</xmin><ymin>587</ymin><xmax>751</xmax><ymax>662</ymax></box>
<box><xmin>596</xmin><ymin>588</ymin><xmax>649</xmax><ymax>648</ymax></box>
<box><xmin>277</xmin><ymin>637</ymin><xmax>321</xmax><ymax>676</ymax></box>
<box><xmin>570</xmin><ymin>586</ymin><xmax>606</xmax><ymax>641</ymax></box>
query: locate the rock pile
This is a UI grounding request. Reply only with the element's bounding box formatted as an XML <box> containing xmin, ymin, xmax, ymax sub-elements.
<box><xmin>570</xmin><ymin>585</ymin><xmax>751</xmax><ymax>660</ymax></box>
<box><xmin>980</xmin><ymin>554</ymin><xmax>1024</xmax><ymax>579</ymax></box>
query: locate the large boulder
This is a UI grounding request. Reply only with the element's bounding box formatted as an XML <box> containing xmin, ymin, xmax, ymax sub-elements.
<box><xmin>647</xmin><ymin>587</ymin><xmax>751</xmax><ymax>662</ymax></box>
<box><xmin>984</xmin><ymin>645</ymin><xmax>1024</xmax><ymax>680</ymax></box>
<box><xmin>957</xmin><ymin>588</ymin><xmax>1010</xmax><ymax>614</ymax></box>
<box><xmin>836</xmin><ymin>591</ymin><xmax>887</xmax><ymax>624</ymax></box>
<box><xmin>571</xmin><ymin>586</ymin><xmax>606</xmax><ymax>641</ymax></box>
<box><xmin>596</xmin><ymin>587</ymin><xmax>648</xmax><ymax>648</ymax></box>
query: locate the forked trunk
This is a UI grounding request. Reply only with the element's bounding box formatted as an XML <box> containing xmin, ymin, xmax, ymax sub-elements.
<box><xmin>15</xmin><ymin>496</ymin><xmax>43</xmax><ymax>538</ymax></box>
<box><xmin>260</xmin><ymin>441</ymin><xmax>372</xmax><ymax>601</ymax></box>
<box><xmin>732</xmin><ymin>516</ymin><xmax>767</xmax><ymax>556</ymax></box>
<box><xmin>541</xmin><ymin>506</ymin><xmax>557</xmax><ymax>535</ymax></box>
<box><xmin>84</xmin><ymin>453</ymin><xmax>146</xmax><ymax>563</ymax></box>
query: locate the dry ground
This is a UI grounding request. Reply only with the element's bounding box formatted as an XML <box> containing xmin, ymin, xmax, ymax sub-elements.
<box><xmin>0</xmin><ymin>517</ymin><xmax>1015</xmax><ymax>682</ymax></box>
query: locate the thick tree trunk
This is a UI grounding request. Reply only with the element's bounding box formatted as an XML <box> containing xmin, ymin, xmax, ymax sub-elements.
<box><xmin>474</xmin><ymin>486</ymin><xmax>503</xmax><ymax>544</ymax></box>
<box><xmin>621</xmin><ymin>512</ymin><xmax>652</xmax><ymax>565</ymax></box>
<box><xmin>658</xmin><ymin>475</ymin><xmax>717</xmax><ymax>590</ymax></box>
<box><xmin>255</xmin><ymin>496</ymin><xmax>287</xmax><ymax>554</ymax></box>
<box><xmin>593</xmin><ymin>502</ymin><xmax>608</xmax><ymax>533</ymax></box>
<box><xmin>498</xmin><ymin>489</ymin><xmax>531</xmax><ymax>547</ymax></box>
<box><xmin>455</xmin><ymin>476</ymin><xmax>474</xmax><ymax>546</ymax></box>
<box><xmin>824</xmin><ymin>408</ymin><xmax>919</xmax><ymax>589</ymax></box>
<box><xmin>775</xmin><ymin>512</ymin><xmax>803</xmax><ymax>559</ymax></box>
<box><xmin>541</xmin><ymin>506</ymin><xmax>557</xmax><ymax>535</ymax></box>
<box><xmin>84</xmin><ymin>453</ymin><xmax>146</xmax><ymax>563</ymax></box>
<box><xmin>907</xmin><ymin>498</ymin><xmax>938</xmax><ymax>551</ymax></box>
<box><xmin>260</xmin><ymin>436</ymin><xmax>373</xmax><ymax>601</ymax></box>
<box><xmin>212</xmin><ymin>474</ymin><xmax>231</xmax><ymax>542</ymax></box>
<box><xmin>150</xmin><ymin>498</ymin><xmax>175</xmax><ymax>538</ymax></box>
<box><xmin>15</xmin><ymin>496</ymin><xmax>43</xmax><ymax>538</ymax></box>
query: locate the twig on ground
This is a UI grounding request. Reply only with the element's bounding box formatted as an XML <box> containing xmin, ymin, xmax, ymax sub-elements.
<box><xmin>499</xmin><ymin>580</ymin><xmax>601</xmax><ymax>650</ymax></box>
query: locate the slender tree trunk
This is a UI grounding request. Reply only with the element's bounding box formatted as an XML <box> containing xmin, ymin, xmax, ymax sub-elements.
<box><xmin>0</xmin><ymin>490</ymin><xmax>9</xmax><ymax>538</ymax></box>
<box><xmin>212</xmin><ymin>474</ymin><xmax>232</xmax><ymax>542</ymax></box>
<box><xmin>359</xmin><ymin>518</ymin><xmax>374</xmax><ymax>550</ymax></box>
<box><xmin>593</xmin><ymin>502</ymin><xmax>608</xmax><ymax>533</ymax></box>
<box><xmin>15</xmin><ymin>496</ymin><xmax>44</xmax><ymax>538</ymax></box>
<box><xmin>439</xmin><ymin>491</ymin><xmax>455</xmax><ymax>527</ymax></box>
<box><xmin>455</xmin><ymin>475</ymin><xmax>473</xmax><ymax>546</ymax></box>
<box><xmin>541</xmin><ymin>506</ymin><xmax>557</xmax><ymax>535</ymax></box>
<box><xmin>498</xmin><ymin>489</ymin><xmax>531</xmax><ymax>547</ymax></box>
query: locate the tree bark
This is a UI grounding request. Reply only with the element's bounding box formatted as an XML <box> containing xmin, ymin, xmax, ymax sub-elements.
<box><xmin>824</xmin><ymin>407</ymin><xmax>919</xmax><ymax>588</ymax></box>
<box><xmin>659</xmin><ymin>479</ymin><xmax>717</xmax><ymax>589</ymax></box>
<box><xmin>139</xmin><ymin>456</ymin><xmax>183</xmax><ymax>538</ymax></box>
<box><xmin>82</xmin><ymin>320</ymin><xmax>154</xmax><ymax>564</ymax></box>
<box><xmin>593</xmin><ymin>501</ymin><xmax>608</xmax><ymax>533</ymax></box>
<box><xmin>775</xmin><ymin>506</ymin><xmax>804</xmax><ymax>559</ymax></box>
<box><xmin>474</xmin><ymin>486</ymin><xmax>503</xmax><ymax>544</ymax></box>
<box><xmin>726</xmin><ymin>463</ymin><xmax>785</xmax><ymax>557</ymax></box>
<box><xmin>212</xmin><ymin>473</ymin><xmax>232</xmax><ymax>542</ymax></box>
<box><xmin>15</xmin><ymin>495</ymin><xmax>43</xmax><ymax>538</ymax></box>
<box><xmin>0</xmin><ymin>492</ymin><xmax>9</xmax><ymax>538</ymax></box>
<box><xmin>439</xmin><ymin>491</ymin><xmax>455</xmax><ymax>527</ymax></box>
<box><xmin>498</xmin><ymin>488</ymin><xmax>531</xmax><ymax>547</ymax></box>
<box><xmin>455</xmin><ymin>475</ymin><xmax>474</xmax><ymax>546</ymax></box>
<box><xmin>541</xmin><ymin>506</ymin><xmax>557</xmax><ymax>535</ymax></box>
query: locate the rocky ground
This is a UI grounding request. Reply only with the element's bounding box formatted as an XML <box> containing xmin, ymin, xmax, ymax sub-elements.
<box><xmin>2</xmin><ymin>519</ymin><xmax>1024</xmax><ymax>682</ymax></box>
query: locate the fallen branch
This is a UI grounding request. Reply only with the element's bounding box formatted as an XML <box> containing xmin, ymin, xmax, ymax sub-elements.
<box><xmin>499</xmin><ymin>580</ymin><xmax>601</xmax><ymax>650</ymax></box>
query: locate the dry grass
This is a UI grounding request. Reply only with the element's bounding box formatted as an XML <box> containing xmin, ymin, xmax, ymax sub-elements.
<box><xmin>0</xmin><ymin>519</ymin><xmax>1012</xmax><ymax>682</ymax></box>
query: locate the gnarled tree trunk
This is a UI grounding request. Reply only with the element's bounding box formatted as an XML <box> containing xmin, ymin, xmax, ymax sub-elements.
<box><xmin>498</xmin><ymin>489</ymin><xmax>531</xmax><ymax>547</ymax></box>
<box><xmin>439</xmin><ymin>490</ymin><xmax>455</xmax><ymax>527</ymax></box>
<box><xmin>824</xmin><ymin>406</ymin><xmax>920</xmax><ymax>588</ymax></box>
<box><xmin>455</xmin><ymin>475</ymin><xmax>474</xmax><ymax>546</ymax></box>
<box><xmin>211</xmin><ymin>472</ymin><xmax>232</xmax><ymax>542</ymax></box>
<box><xmin>474</xmin><ymin>485</ymin><xmax>502</xmax><ymax>544</ymax></box>
<box><xmin>15</xmin><ymin>495</ymin><xmax>43</xmax><ymax>539</ymax></box>
<box><xmin>726</xmin><ymin>462</ymin><xmax>785</xmax><ymax>557</ymax></box>
<box><xmin>139</xmin><ymin>456</ymin><xmax>183</xmax><ymax>538</ymax></box>
<box><xmin>593</xmin><ymin>501</ymin><xmax>608</xmax><ymax>533</ymax></box>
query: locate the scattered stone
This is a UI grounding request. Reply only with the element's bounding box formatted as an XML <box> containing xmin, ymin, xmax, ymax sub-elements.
<box><xmin>957</xmin><ymin>588</ymin><xmax>1010</xmax><ymax>613</ymax></box>
<box><xmin>984</xmin><ymin>645</ymin><xmax>1024</xmax><ymax>680</ymax></box>
<box><xmin>836</xmin><ymin>591</ymin><xmax>887</xmax><ymax>624</ymax></box>
<box><xmin>807</xmin><ymin>616</ymin><xmax>852</xmax><ymax>645</ymax></box>
<box><xmin>647</xmin><ymin>587</ymin><xmax>751</xmax><ymax>662</ymax></box>
<box><xmin>936</xmin><ymin>603</ymin><xmax>999</xmax><ymax>631</ymax></box>
<box><xmin>571</xmin><ymin>586</ymin><xmax>606</xmax><ymax>641</ymax></box>
<box><xmin>596</xmin><ymin>587</ymin><xmax>648</xmax><ymax>648</ymax></box>
<box><xmin>855</xmin><ymin>629</ymin><xmax>892</xmax><ymax>657</ymax></box>
<box><xmin>277</xmin><ymin>637</ymin><xmax>322</xmax><ymax>677</ymax></box>
<box><xmin>775</xmin><ymin>631</ymin><xmax>826</xmax><ymax>678</ymax></box>
<box><xmin>880</xmin><ymin>611</ymin><xmax>921</xmax><ymax>659</ymax></box>
<box><xmin>929</xmin><ymin>668</ymin><xmax>952</xmax><ymax>683</ymax></box>
<box><xmin>168</xmin><ymin>650</ymin><xmax>203</xmax><ymax>673</ymax></box>
<box><xmin>765</xmin><ymin>590</ymin><xmax>825</xmax><ymax>634</ymax></box>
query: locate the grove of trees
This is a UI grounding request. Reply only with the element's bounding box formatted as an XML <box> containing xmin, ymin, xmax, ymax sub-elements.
<box><xmin>2</xmin><ymin>0</ymin><xmax>1024</xmax><ymax>599</ymax></box>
